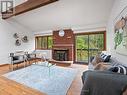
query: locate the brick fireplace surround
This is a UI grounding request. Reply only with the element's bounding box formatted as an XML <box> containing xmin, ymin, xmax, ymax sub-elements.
<box><xmin>52</xmin><ymin>29</ymin><xmax>74</xmax><ymax>61</ymax></box>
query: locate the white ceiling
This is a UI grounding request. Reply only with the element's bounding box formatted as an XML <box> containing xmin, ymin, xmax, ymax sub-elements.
<box><xmin>14</xmin><ymin>0</ymin><xmax>27</xmax><ymax>6</ymax></box>
<box><xmin>11</xmin><ymin>0</ymin><xmax>115</xmax><ymax>32</ymax></box>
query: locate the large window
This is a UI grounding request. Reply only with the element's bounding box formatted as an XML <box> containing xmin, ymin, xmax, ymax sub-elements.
<box><xmin>75</xmin><ymin>31</ymin><xmax>106</xmax><ymax>63</ymax></box>
<box><xmin>35</xmin><ymin>36</ymin><xmax>53</xmax><ymax>49</ymax></box>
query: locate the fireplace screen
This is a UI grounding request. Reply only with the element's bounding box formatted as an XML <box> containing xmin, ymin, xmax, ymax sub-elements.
<box><xmin>54</xmin><ymin>50</ymin><xmax>68</xmax><ymax>61</ymax></box>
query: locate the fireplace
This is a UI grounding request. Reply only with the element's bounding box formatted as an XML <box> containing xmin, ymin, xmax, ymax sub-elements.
<box><xmin>53</xmin><ymin>49</ymin><xmax>69</xmax><ymax>61</ymax></box>
<box><xmin>53</xmin><ymin>29</ymin><xmax>74</xmax><ymax>61</ymax></box>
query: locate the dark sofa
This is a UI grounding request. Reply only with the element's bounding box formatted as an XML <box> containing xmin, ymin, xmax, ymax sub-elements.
<box><xmin>81</xmin><ymin>57</ymin><xmax>127</xmax><ymax>95</ymax></box>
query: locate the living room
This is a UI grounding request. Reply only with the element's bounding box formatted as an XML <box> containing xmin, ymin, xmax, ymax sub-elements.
<box><xmin>0</xmin><ymin>0</ymin><xmax>127</xmax><ymax>95</ymax></box>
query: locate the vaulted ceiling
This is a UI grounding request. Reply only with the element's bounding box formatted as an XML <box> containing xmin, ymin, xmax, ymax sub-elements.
<box><xmin>11</xmin><ymin>0</ymin><xmax>115</xmax><ymax>32</ymax></box>
<box><xmin>2</xmin><ymin>0</ymin><xmax>58</xmax><ymax>19</ymax></box>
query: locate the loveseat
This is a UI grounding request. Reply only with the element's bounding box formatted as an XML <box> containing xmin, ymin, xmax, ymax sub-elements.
<box><xmin>81</xmin><ymin>55</ymin><xmax>127</xmax><ymax>95</ymax></box>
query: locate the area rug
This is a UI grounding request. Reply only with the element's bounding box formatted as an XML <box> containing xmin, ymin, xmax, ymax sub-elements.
<box><xmin>3</xmin><ymin>65</ymin><xmax>77</xmax><ymax>95</ymax></box>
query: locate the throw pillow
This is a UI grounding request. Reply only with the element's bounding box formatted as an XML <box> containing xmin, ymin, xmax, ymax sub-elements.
<box><xmin>100</xmin><ymin>54</ymin><xmax>111</xmax><ymax>62</ymax></box>
<box><xmin>109</xmin><ymin>65</ymin><xmax>127</xmax><ymax>75</ymax></box>
<box><xmin>100</xmin><ymin>53</ymin><xmax>104</xmax><ymax>57</ymax></box>
<box><xmin>13</xmin><ymin>56</ymin><xmax>19</xmax><ymax>61</ymax></box>
<box><xmin>90</xmin><ymin>56</ymin><xmax>95</xmax><ymax>63</ymax></box>
<box><xmin>91</xmin><ymin>54</ymin><xmax>103</xmax><ymax>66</ymax></box>
<box><xmin>94</xmin><ymin>62</ymin><xmax>110</xmax><ymax>71</ymax></box>
<box><xmin>103</xmin><ymin>55</ymin><xmax>111</xmax><ymax>62</ymax></box>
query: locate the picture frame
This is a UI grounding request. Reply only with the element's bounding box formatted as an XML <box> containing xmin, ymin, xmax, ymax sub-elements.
<box><xmin>114</xmin><ymin>6</ymin><xmax>127</xmax><ymax>56</ymax></box>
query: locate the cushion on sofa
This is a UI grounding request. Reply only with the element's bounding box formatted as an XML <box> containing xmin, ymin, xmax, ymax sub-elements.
<box><xmin>100</xmin><ymin>53</ymin><xmax>111</xmax><ymax>62</ymax></box>
<box><xmin>100</xmin><ymin>53</ymin><xmax>107</xmax><ymax>57</ymax></box>
<box><xmin>91</xmin><ymin>54</ymin><xmax>103</xmax><ymax>66</ymax></box>
<box><xmin>90</xmin><ymin>56</ymin><xmax>95</xmax><ymax>62</ymax></box>
<box><xmin>94</xmin><ymin>62</ymin><xmax>111</xmax><ymax>71</ymax></box>
<box><xmin>103</xmin><ymin>55</ymin><xmax>111</xmax><ymax>62</ymax></box>
<box><xmin>12</xmin><ymin>56</ymin><xmax>19</xmax><ymax>61</ymax></box>
<box><xmin>109</xmin><ymin>65</ymin><xmax>127</xmax><ymax>75</ymax></box>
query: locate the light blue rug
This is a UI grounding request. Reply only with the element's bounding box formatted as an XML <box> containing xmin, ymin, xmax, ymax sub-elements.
<box><xmin>3</xmin><ymin>65</ymin><xmax>77</xmax><ymax>95</ymax></box>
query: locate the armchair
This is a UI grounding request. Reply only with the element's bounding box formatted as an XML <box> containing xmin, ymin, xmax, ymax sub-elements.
<box><xmin>9</xmin><ymin>53</ymin><xmax>26</xmax><ymax>70</ymax></box>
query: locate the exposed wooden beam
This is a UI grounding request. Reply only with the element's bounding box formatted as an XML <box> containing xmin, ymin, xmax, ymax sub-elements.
<box><xmin>2</xmin><ymin>0</ymin><xmax>58</xmax><ymax>19</ymax></box>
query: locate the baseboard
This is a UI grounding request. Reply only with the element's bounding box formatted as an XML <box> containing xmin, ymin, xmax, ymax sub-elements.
<box><xmin>0</xmin><ymin>64</ymin><xmax>9</xmax><ymax>67</ymax></box>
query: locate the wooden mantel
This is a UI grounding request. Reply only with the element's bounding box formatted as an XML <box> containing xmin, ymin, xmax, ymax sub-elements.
<box><xmin>2</xmin><ymin>0</ymin><xmax>58</xmax><ymax>19</ymax></box>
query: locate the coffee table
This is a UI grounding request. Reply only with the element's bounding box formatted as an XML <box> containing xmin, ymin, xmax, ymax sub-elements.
<box><xmin>32</xmin><ymin>61</ymin><xmax>56</xmax><ymax>76</ymax></box>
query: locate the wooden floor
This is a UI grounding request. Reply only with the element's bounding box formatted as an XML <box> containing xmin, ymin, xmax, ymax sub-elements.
<box><xmin>0</xmin><ymin>62</ymin><xmax>88</xmax><ymax>95</ymax></box>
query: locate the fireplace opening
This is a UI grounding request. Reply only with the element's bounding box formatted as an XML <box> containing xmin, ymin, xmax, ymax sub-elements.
<box><xmin>53</xmin><ymin>49</ymin><xmax>68</xmax><ymax>61</ymax></box>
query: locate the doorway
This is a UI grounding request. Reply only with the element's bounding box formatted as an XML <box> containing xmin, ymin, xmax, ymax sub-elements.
<box><xmin>75</xmin><ymin>31</ymin><xmax>106</xmax><ymax>64</ymax></box>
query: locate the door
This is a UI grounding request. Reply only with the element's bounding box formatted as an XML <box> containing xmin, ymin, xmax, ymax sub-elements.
<box><xmin>75</xmin><ymin>32</ymin><xmax>105</xmax><ymax>64</ymax></box>
<box><xmin>75</xmin><ymin>35</ymin><xmax>89</xmax><ymax>63</ymax></box>
<box><xmin>89</xmin><ymin>34</ymin><xmax>104</xmax><ymax>57</ymax></box>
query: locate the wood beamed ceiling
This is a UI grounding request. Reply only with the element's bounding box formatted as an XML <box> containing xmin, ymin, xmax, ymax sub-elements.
<box><xmin>1</xmin><ymin>0</ymin><xmax>59</xmax><ymax>19</ymax></box>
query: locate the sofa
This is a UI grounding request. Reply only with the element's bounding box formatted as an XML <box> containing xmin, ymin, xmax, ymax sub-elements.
<box><xmin>81</xmin><ymin>55</ymin><xmax>127</xmax><ymax>95</ymax></box>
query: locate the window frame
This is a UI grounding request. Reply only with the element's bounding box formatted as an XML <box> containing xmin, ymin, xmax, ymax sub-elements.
<box><xmin>35</xmin><ymin>35</ymin><xmax>53</xmax><ymax>50</ymax></box>
<box><xmin>74</xmin><ymin>31</ymin><xmax>106</xmax><ymax>63</ymax></box>
<box><xmin>74</xmin><ymin>31</ymin><xmax>106</xmax><ymax>51</ymax></box>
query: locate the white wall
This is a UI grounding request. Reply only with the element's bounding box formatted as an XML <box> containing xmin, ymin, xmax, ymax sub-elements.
<box><xmin>35</xmin><ymin>50</ymin><xmax>52</xmax><ymax>60</ymax></box>
<box><xmin>0</xmin><ymin>17</ymin><xmax>34</xmax><ymax>64</ymax></box>
<box><xmin>107</xmin><ymin>0</ymin><xmax>127</xmax><ymax>65</ymax></box>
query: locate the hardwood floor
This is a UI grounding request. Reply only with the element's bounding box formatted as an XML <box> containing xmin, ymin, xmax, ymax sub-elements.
<box><xmin>67</xmin><ymin>64</ymin><xmax>88</xmax><ymax>95</ymax></box>
<box><xmin>0</xmin><ymin>63</ymin><xmax>88</xmax><ymax>95</ymax></box>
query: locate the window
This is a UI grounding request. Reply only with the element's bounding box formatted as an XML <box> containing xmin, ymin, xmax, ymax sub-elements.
<box><xmin>35</xmin><ymin>36</ymin><xmax>53</xmax><ymax>49</ymax></box>
<box><xmin>48</xmin><ymin>36</ymin><xmax>53</xmax><ymax>48</ymax></box>
<box><xmin>75</xmin><ymin>31</ymin><xmax>106</xmax><ymax>63</ymax></box>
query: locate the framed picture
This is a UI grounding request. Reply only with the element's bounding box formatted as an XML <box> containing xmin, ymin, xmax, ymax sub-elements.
<box><xmin>114</xmin><ymin>7</ymin><xmax>127</xmax><ymax>56</ymax></box>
